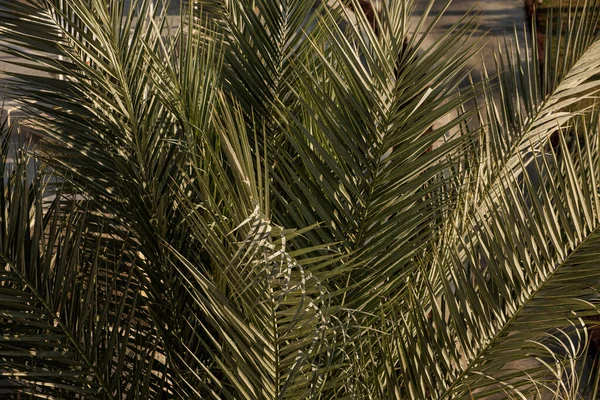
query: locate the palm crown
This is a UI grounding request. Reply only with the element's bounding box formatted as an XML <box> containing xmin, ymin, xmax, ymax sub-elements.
<box><xmin>0</xmin><ymin>0</ymin><xmax>599</xmax><ymax>398</ymax></box>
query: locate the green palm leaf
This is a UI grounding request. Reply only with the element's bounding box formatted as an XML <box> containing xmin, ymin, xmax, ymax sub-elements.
<box><xmin>0</xmin><ymin>0</ymin><xmax>600</xmax><ymax>398</ymax></box>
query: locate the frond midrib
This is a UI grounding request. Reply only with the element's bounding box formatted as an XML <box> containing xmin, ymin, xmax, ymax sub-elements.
<box><xmin>2</xmin><ymin>259</ymin><xmax>115</xmax><ymax>399</ymax></box>
<box><xmin>473</xmin><ymin>36</ymin><xmax>600</xmax><ymax>219</ymax></box>
<box><xmin>439</xmin><ymin>221</ymin><xmax>600</xmax><ymax>398</ymax></box>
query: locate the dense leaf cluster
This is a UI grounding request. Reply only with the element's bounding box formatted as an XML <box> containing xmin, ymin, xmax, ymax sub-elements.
<box><xmin>0</xmin><ymin>0</ymin><xmax>599</xmax><ymax>398</ymax></box>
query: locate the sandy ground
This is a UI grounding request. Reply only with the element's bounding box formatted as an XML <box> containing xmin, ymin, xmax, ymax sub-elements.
<box><xmin>412</xmin><ymin>0</ymin><xmax>528</xmax><ymax>79</ymax></box>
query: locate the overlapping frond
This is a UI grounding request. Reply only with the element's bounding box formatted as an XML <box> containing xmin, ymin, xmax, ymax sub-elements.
<box><xmin>407</xmin><ymin>114</ymin><xmax>600</xmax><ymax>399</ymax></box>
<box><xmin>0</xmin><ymin>0</ymin><xmax>600</xmax><ymax>398</ymax></box>
<box><xmin>0</xmin><ymin>118</ymin><xmax>170</xmax><ymax>398</ymax></box>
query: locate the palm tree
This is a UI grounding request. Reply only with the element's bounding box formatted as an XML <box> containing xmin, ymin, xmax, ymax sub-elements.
<box><xmin>0</xmin><ymin>0</ymin><xmax>600</xmax><ymax>398</ymax></box>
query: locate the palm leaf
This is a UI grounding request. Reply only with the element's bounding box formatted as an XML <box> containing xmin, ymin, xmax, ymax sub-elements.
<box><xmin>1</xmin><ymin>0</ymin><xmax>600</xmax><ymax>398</ymax></box>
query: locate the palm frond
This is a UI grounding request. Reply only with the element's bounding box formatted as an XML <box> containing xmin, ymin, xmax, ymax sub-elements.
<box><xmin>0</xmin><ymin>115</ymin><xmax>170</xmax><ymax>398</ymax></box>
<box><xmin>1</xmin><ymin>0</ymin><xmax>600</xmax><ymax>398</ymax></box>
